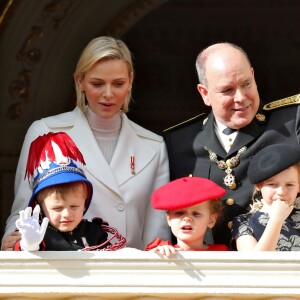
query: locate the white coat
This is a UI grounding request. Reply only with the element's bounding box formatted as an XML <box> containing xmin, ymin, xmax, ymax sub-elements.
<box><xmin>4</xmin><ymin>107</ymin><xmax>171</xmax><ymax>249</ymax></box>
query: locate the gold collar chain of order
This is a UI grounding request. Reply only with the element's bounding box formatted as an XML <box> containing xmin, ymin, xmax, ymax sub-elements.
<box><xmin>205</xmin><ymin>146</ymin><xmax>247</xmax><ymax>190</ymax></box>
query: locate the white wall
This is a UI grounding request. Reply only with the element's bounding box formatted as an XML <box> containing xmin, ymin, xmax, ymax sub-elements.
<box><xmin>1</xmin><ymin>250</ymin><xmax>300</xmax><ymax>299</ymax></box>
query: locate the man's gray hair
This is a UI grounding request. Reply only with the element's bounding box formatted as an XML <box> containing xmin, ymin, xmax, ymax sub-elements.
<box><xmin>195</xmin><ymin>42</ymin><xmax>251</xmax><ymax>86</ymax></box>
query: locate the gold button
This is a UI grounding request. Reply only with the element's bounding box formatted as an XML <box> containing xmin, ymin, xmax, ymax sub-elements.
<box><xmin>226</xmin><ymin>198</ymin><xmax>235</xmax><ymax>205</ymax></box>
<box><xmin>227</xmin><ymin>221</ymin><xmax>233</xmax><ymax>229</ymax></box>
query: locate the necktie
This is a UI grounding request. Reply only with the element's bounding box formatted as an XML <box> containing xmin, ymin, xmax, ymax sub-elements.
<box><xmin>222</xmin><ymin>127</ymin><xmax>237</xmax><ymax>135</ymax></box>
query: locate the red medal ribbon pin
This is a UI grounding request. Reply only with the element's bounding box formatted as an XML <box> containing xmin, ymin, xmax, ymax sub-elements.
<box><xmin>130</xmin><ymin>156</ymin><xmax>135</xmax><ymax>175</ymax></box>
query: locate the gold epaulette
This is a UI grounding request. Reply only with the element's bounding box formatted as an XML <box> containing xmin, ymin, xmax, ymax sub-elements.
<box><xmin>163</xmin><ymin>113</ymin><xmax>206</xmax><ymax>133</ymax></box>
<box><xmin>263</xmin><ymin>93</ymin><xmax>300</xmax><ymax>111</ymax></box>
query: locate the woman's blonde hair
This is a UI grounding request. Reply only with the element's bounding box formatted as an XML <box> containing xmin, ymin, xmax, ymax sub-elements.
<box><xmin>74</xmin><ymin>36</ymin><xmax>134</xmax><ymax>113</ymax></box>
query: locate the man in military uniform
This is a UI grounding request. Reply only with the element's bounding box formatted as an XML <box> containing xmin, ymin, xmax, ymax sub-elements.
<box><xmin>164</xmin><ymin>42</ymin><xmax>300</xmax><ymax>247</ymax></box>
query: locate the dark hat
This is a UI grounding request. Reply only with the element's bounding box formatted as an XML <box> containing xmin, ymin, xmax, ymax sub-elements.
<box><xmin>248</xmin><ymin>143</ymin><xmax>300</xmax><ymax>184</ymax></box>
<box><xmin>25</xmin><ymin>132</ymin><xmax>93</xmax><ymax>214</ymax></box>
<box><xmin>151</xmin><ymin>176</ymin><xmax>226</xmax><ymax>210</ymax></box>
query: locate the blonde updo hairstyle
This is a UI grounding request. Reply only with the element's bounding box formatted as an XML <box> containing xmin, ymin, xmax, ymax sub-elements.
<box><xmin>74</xmin><ymin>36</ymin><xmax>134</xmax><ymax>113</ymax></box>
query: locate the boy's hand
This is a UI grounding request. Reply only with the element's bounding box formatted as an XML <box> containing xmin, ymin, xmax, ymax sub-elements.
<box><xmin>15</xmin><ymin>205</ymin><xmax>49</xmax><ymax>251</ymax></box>
<box><xmin>150</xmin><ymin>245</ymin><xmax>180</xmax><ymax>258</ymax></box>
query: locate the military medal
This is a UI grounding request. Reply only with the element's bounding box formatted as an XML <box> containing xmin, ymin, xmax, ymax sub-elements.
<box><xmin>205</xmin><ymin>146</ymin><xmax>247</xmax><ymax>190</ymax></box>
<box><xmin>224</xmin><ymin>168</ymin><xmax>236</xmax><ymax>190</ymax></box>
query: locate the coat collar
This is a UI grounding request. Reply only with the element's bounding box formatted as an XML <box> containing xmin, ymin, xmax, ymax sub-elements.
<box><xmin>110</xmin><ymin>112</ymin><xmax>156</xmax><ymax>186</ymax></box>
<box><xmin>44</xmin><ymin>107</ymin><xmax>156</xmax><ymax>196</ymax></box>
<box><xmin>195</xmin><ymin>114</ymin><xmax>226</xmax><ymax>158</ymax></box>
<box><xmin>196</xmin><ymin>112</ymin><xmax>266</xmax><ymax>158</ymax></box>
<box><xmin>228</xmin><ymin>119</ymin><xmax>265</xmax><ymax>156</ymax></box>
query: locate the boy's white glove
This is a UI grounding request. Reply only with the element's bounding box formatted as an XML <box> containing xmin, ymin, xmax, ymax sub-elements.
<box><xmin>15</xmin><ymin>205</ymin><xmax>49</xmax><ymax>251</ymax></box>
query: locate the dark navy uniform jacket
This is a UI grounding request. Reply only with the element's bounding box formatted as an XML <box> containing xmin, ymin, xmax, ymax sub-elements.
<box><xmin>164</xmin><ymin>94</ymin><xmax>300</xmax><ymax>247</ymax></box>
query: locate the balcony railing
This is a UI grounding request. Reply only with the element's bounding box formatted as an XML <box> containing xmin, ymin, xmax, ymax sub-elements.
<box><xmin>1</xmin><ymin>249</ymin><xmax>300</xmax><ymax>299</ymax></box>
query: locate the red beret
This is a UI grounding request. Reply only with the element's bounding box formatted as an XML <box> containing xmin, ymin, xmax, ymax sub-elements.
<box><xmin>151</xmin><ymin>177</ymin><xmax>226</xmax><ymax>210</ymax></box>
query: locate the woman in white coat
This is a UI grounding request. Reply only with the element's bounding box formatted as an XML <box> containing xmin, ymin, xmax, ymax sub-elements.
<box><xmin>2</xmin><ymin>36</ymin><xmax>171</xmax><ymax>250</ymax></box>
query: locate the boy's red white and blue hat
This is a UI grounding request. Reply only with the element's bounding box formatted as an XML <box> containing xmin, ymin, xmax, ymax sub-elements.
<box><xmin>25</xmin><ymin>132</ymin><xmax>93</xmax><ymax>214</ymax></box>
<box><xmin>151</xmin><ymin>176</ymin><xmax>226</xmax><ymax>210</ymax></box>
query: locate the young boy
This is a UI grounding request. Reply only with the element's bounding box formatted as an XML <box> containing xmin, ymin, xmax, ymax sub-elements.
<box><xmin>14</xmin><ymin>132</ymin><xmax>126</xmax><ymax>251</ymax></box>
<box><xmin>231</xmin><ymin>143</ymin><xmax>300</xmax><ymax>251</ymax></box>
<box><xmin>145</xmin><ymin>176</ymin><xmax>229</xmax><ymax>257</ymax></box>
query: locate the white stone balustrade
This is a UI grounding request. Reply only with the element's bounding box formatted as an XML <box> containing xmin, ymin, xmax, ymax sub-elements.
<box><xmin>0</xmin><ymin>249</ymin><xmax>300</xmax><ymax>299</ymax></box>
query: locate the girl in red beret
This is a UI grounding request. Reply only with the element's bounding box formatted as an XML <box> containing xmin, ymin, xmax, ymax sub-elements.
<box><xmin>145</xmin><ymin>176</ymin><xmax>229</xmax><ymax>257</ymax></box>
<box><xmin>231</xmin><ymin>144</ymin><xmax>300</xmax><ymax>251</ymax></box>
